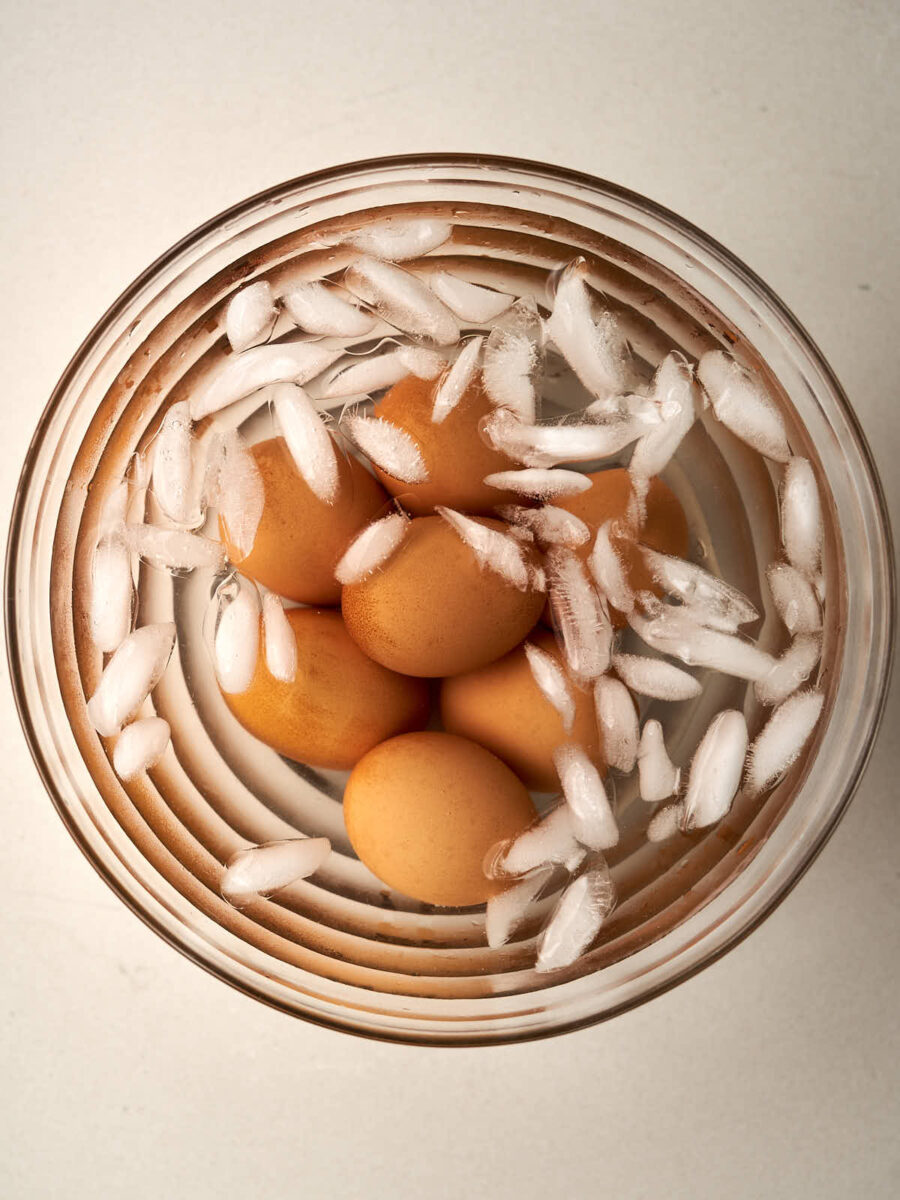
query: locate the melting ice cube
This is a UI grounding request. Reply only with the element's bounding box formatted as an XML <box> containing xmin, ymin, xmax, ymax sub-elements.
<box><xmin>343</xmin><ymin>414</ymin><xmax>429</xmax><ymax>484</ymax></box>
<box><xmin>485</xmin><ymin>866</ymin><xmax>554</xmax><ymax>949</ymax></box>
<box><xmin>747</xmin><ymin>690</ymin><xmax>824</xmax><ymax>795</ymax></box>
<box><xmin>536</xmin><ymin>862</ymin><xmax>616</xmax><ymax>973</ymax></box>
<box><xmin>272</xmin><ymin>382</ymin><xmax>340</xmax><ymax>504</ymax></box>
<box><xmin>112</xmin><ymin>716</ymin><xmax>171</xmax><ymax>781</ymax></box>
<box><xmin>698</xmin><ymin>349</ymin><xmax>791</xmax><ymax>463</ymax></box>
<box><xmin>593</xmin><ymin>675</ymin><xmax>639</xmax><ymax>774</ymax></box>
<box><xmin>87</xmin><ymin>623</ymin><xmax>176</xmax><ymax>737</ymax></box>
<box><xmin>553</xmin><ymin>744</ymin><xmax>619</xmax><ymax>850</ymax></box>
<box><xmin>262</xmin><ymin>593</ymin><xmax>298</xmax><ymax>683</ymax></box>
<box><xmin>429</xmin><ymin>271</ymin><xmax>514</xmax><ymax>323</ymax></box>
<box><xmin>225</xmin><ymin>281</ymin><xmax>277</xmax><ymax>354</ymax></box>
<box><xmin>612</xmin><ymin>652</ymin><xmax>701</xmax><ymax>701</ymax></box>
<box><xmin>547</xmin><ymin>548</ymin><xmax>613</xmax><ymax>682</ymax></box>
<box><xmin>221</xmin><ymin>837</ymin><xmax>332</xmax><ymax>907</ymax></box>
<box><xmin>343</xmin><ymin>257</ymin><xmax>460</xmax><ymax>345</ymax></box>
<box><xmin>638</xmin><ymin>719</ymin><xmax>681</xmax><ymax>802</ymax></box>
<box><xmin>523</xmin><ymin>641</ymin><xmax>576</xmax><ymax>734</ymax></box>
<box><xmin>682</xmin><ymin>710</ymin><xmax>748</xmax><ymax>830</ymax></box>
<box><xmin>335</xmin><ymin>511</ymin><xmax>410</xmax><ymax>586</ymax></box>
<box><xmin>282</xmin><ymin>281</ymin><xmax>376</xmax><ymax>338</ymax></box>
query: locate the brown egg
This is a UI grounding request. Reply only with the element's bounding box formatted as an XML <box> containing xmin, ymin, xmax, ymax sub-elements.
<box><xmin>344</xmin><ymin>732</ymin><xmax>536</xmax><ymax>906</ymax></box>
<box><xmin>341</xmin><ymin>515</ymin><xmax>545</xmax><ymax>677</ymax></box>
<box><xmin>440</xmin><ymin>629</ymin><xmax>603</xmax><ymax>790</ymax></box>
<box><xmin>554</xmin><ymin>468</ymin><xmax>689</xmax><ymax>625</ymax></box>
<box><xmin>223</xmin><ymin>608</ymin><xmax>429</xmax><ymax>770</ymax></box>
<box><xmin>220</xmin><ymin>436</ymin><xmax>388</xmax><ymax>605</ymax></box>
<box><xmin>370</xmin><ymin>371</ymin><xmax>518</xmax><ymax>515</ymax></box>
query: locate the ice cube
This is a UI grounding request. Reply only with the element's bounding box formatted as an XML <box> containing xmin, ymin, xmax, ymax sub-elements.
<box><xmin>343</xmin><ymin>414</ymin><xmax>428</xmax><ymax>484</ymax></box>
<box><xmin>343</xmin><ymin>257</ymin><xmax>460</xmax><ymax>345</ymax></box>
<box><xmin>214</xmin><ymin>577</ymin><xmax>261</xmax><ymax>694</ymax></box>
<box><xmin>491</xmin><ymin>805</ymin><xmax>586</xmax><ymax>877</ymax></box>
<box><xmin>221</xmin><ymin>836</ymin><xmax>332</xmax><ymax>907</ymax></box>
<box><xmin>553</xmin><ymin>744</ymin><xmax>619</xmax><ymax>851</ymax></box>
<box><xmin>400</xmin><ymin>346</ymin><xmax>448</xmax><ymax>380</ymax></box>
<box><xmin>613</xmin><ymin>652</ymin><xmax>701</xmax><ymax>701</ymax></box>
<box><xmin>334</xmin><ymin>511</ymin><xmax>410</xmax><ymax>585</ymax></box>
<box><xmin>485</xmin><ymin>866</ymin><xmax>554</xmax><ymax>949</ymax></box>
<box><xmin>211</xmin><ymin>430</ymin><xmax>265</xmax><ymax>559</ymax></box>
<box><xmin>281</xmin><ymin>281</ymin><xmax>377</xmax><ymax>338</ymax></box>
<box><xmin>125</xmin><ymin>451</ymin><xmax>152</xmax><ymax>525</ymax></box>
<box><xmin>150</xmin><ymin>401</ymin><xmax>196</xmax><ymax>526</ymax></box>
<box><xmin>766</xmin><ymin>561</ymin><xmax>822</xmax><ymax>635</ymax></box>
<box><xmin>747</xmin><ymin>689</ymin><xmax>824</xmax><ymax>795</ymax></box>
<box><xmin>698</xmin><ymin>349</ymin><xmax>791</xmax><ymax>463</ymax></box>
<box><xmin>545</xmin><ymin>259</ymin><xmax>635</xmax><ymax>400</ymax></box>
<box><xmin>99</xmin><ymin>479</ymin><xmax>129</xmax><ymax>536</ymax></box>
<box><xmin>754</xmin><ymin>634</ymin><xmax>822</xmax><ymax>707</ymax></box>
<box><xmin>682</xmin><ymin>710</ymin><xmax>749</xmax><ymax>830</ymax></box>
<box><xmin>112</xmin><ymin>717</ymin><xmax>171</xmax><ymax>781</ymax></box>
<box><xmin>272</xmin><ymin>382</ymin><xmax>339</xmax><ymax>504</ymax></box>
<box><xmin>225</xmin><ymin>281</ymin><xmax>277</xmax><ymax>354</ymax></box>
<box><xmin>640</xmin><ymin>547</ymin><xmax>759</xmax><ymax>630</ymax></box>
<box><xmin>190</xmin><ymin>342</ymin><xmax>342</xmax><ymax>421</ymax></box>
<box><xmin>262</xmin><ymin>593</ymin><xmax>298</xmax><ymax>683</ymax></box>
<box><xmin>629</xmin><ymin>353</ymin><xmax>698</xmax><ymax>479</ymax></box>
<box><xmin>344</xmin><ymin>217</ymin><xmax>451</xmax><ymax>262</ymax></box>
<box><xmin>321</xmin><ymin>347</ymin><xmax>412</xmax><ymax>399</ymax></box>
<box><xmin>523</xmin><ymin>641</ymin><xmax>576</xmax><ymax>734</ymax></box>
<box><xmin>588</xmin><ymin>521</ymin><xmax>634</xmax><ymax>614</ymax></box>
<box><xmin>428</xmin><ymin>271</ymin><xmax>514</xmax><ymax>323</ymax></box>
<box><xmin>780</xmin><ymin>457</ymin><xmax>823</xmax><ymax>579</ymax></box>
<box><xmin>481</xmin><ymin>406</ymin><xmax>644</xmax><ymax>468</ymax></box>
<box><xmin>498</xmin><ymin>504</ymin><xmax>591</xmax><ymax>548</ymax></box>
<box><xmin>89</xmin><ymin>534</ymin><xmax>134</xmax><ymax>653</ymax></box>
<box><xmin>593</xmin><ymin>675</ymin><xmax>639</xmax><ymax>773</ymax></box>
<box><xmin>87</xmin><ymin>622</ymin><xmax>176</xmax><ymax>737</ymax></box>
<box><xmin>647</xmin><ymin>802</ymin><xmax>685</xmax><ymax>843</ymax></box>
<box><xmin>436</xmin><ymin>507</ymin><xmax>532</xmax><ymax>590</ymax></box>
<box><xmin>482</xmin><ymin>299</ymin><xmax>542</xmax><ymax>421</ymax></box>
<box><xmin>631</xmin><ymin>606</ymin><xmax>776</xmax><ymax>681</ymax></box>
<box><xmin>483</xmin><ymin>467</ymin><xmax>592</xmax><ymax>500</ymax></box>
<box><xmin>536</xmin><ymin>862</ymin><xmax>616</xmax><ymax>973</ymax></box>
<box><xmin>584</xmin><ymin>383</ymin><xmax>662</xmax><ymax>424</ymax></box>
<box><xmin>546</xmin><ymin>548</ymin><xmax>613</xmax><ymax>682</ymax></box>
<box><xmin>431</xmin><ymin>335</ymin><xmax>483</xmax><ymax>423</ymax></box>
<box><xmin>638</xmin><ymin>719</ymin><xmax>681</xmax><ymax>802</ymax></box>
<box><xmin>125</xmin><ymin>524</ymin><xmax>225</xmax><ymax>572</ymax></box>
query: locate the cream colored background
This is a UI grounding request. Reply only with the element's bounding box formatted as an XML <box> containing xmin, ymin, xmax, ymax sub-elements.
<box><xmin>2</xmin><ymin>2</ymin><xmax>898</xmax><ymax>1196</ymax></box>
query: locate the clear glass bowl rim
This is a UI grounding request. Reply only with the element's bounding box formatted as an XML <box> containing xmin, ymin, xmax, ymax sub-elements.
<box><xmin>5</xmin><ymin>152</ymin><xmax>895</xmax><ymax>1046</ymax></box>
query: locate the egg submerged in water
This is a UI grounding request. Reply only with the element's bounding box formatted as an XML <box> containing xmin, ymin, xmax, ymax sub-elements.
<box><xmin>220</xmin><ymin>435</ymin><xmax>388</xmax><ymax>605</ymax></box>
<box><xmin>341</xmin><ymin>514</ymin><xmax>545</xmax><ymax>677</ymax></box>
<box><xmin>344</xmin><ymin>731</ymin><xmax>537</xmax><ymax>907</ymax></box>
<box><xmin>370</xmin><ymin>371</ymin><xmax>519</xmax><ymax>516</ymax></box>
<box><xmin>440</xmin><ymin>629</ymin><xmax>603</xmax><ymax>791</ymax></box>
<box><xmin>222</xmin><ymin>607</ymin><xmax>430</xmax><ymax>770</ymax></box>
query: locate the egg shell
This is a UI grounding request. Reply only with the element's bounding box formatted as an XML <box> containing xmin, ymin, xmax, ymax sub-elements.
<box><xmin>220</xmin><ymin>436</ymin><xmax>388</xmax><ymax>605</ymax></box>
<box><xmin>223</xmin><ymin>607</ymin><xmax>430</xmax><ymax>770</ymax></box>
<box><xmin>370</xmin><ymin>372</ymin><xmax>519</xmax><ymax>515</ymax></box>
<box><xmin>344</xmin><ymin>731</ymin><xmax>537</xmax><ymax>906</ymax></box>
<box><xmin>439</xmin><ymin>629</ymin><xmax>603</xmax><ymax>791</ymax></box>
<box><xmin>341</xmin><ymin>514</ymin><xmax>545</xmax><ymax>678</ymax></box>
<box><xmin>553</xmin><ymin>468</ymin><xmax>689</xmax><ymax>626</ymax></box>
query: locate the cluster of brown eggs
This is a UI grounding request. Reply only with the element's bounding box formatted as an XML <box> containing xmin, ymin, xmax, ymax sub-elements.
<box><xmin>218</xmin><ymin>372</ymin><xmax>688</xmax><ymax>907</ymax></box>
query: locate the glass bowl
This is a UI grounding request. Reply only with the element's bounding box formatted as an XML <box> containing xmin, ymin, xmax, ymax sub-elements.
<box><xmin>6</xmin><ymin>154</ymin><xmax>893</xmax><ymax>1045</ymax></box>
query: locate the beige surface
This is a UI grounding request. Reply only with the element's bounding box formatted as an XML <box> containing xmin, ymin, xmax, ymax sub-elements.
<box><xmin>1</xmin><ymin>2</ymin><xmax>898</xmax><ymax>1197</ymax></box>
